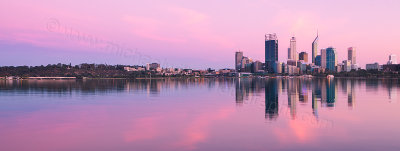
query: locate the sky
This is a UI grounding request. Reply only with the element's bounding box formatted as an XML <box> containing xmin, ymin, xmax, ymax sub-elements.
<box><xmin>1</xmin><ymin>0</ymin><xmax>400</xmax><ymax>69</ymax></box>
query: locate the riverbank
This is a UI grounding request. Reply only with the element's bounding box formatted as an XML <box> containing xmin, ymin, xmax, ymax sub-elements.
<box><xmin>1</xmin><ymin>76</ymin><xmax>399</xmax><ymax>80</ymax></box>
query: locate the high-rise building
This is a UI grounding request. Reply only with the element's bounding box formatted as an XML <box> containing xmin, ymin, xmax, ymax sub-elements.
<box><xmin>289</xmin><ymin>37</ymin><xmax>297</xmax><ymax>61</ymax></box>
<box><xmin>235</xmin><ymin>51</ymin><xmax>243</xmax><ymax>71</ymax></box>
<box><xmin>312</xmin><ymin>32</ymin><xmax>319</xmax><ymax>64</ymax></box>
<box><xmin>321</xmin><ymin>49</ymin><xmax>327</xmax><ymax>68</ymax></box>
<box><xmin>388</xmin><ymin>54</ymin><xmax>398</xmax><ymax>64</ymax></box>
<box><xmin>315</xmin><ymin>55</ymin><xmax>321</xmax><ymax>66</ymax></box>
<box><xmin>265</xmin><ymin>34</ymin><xmax>279</xmax><ymax>73</ymax></box>
<box><xmin>343</xmin><ymin>60</ymin><xmax>351</xmax><ymax>72</ymax></box>
<box><xmin>299</xmin><ymin>52</ymin><xmax>309</xmax><ymax>63</ymax></box>
<box><xmin>326</xmin><ymin>47</ymin><xmax>337</xmax><ymax>72</ymax></box>
<box><xmin>348</xmin><ymin>47</ymin><xmax>356</xmax><ymax>65</ymax></box>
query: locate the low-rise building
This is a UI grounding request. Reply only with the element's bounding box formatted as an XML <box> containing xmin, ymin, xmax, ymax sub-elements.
<box><xmin>366</xmin><ymin>63</ymin><xmax>380</xmax><ymax>70</ymax></box>
<box><xmin>124</xmin><ymin>66</ymin><xmax>145</xmax><ymax>72</ymax></box>
<box><xmin>383</xmin><ymin>64</ymin><xmax>400</xmax><ymax>72</ymax></box>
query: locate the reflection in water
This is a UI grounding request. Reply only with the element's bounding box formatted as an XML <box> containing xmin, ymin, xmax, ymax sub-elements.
<box><xmin>265</xmin><ymin>79</ymin><xmax>279</xmax><ymax>120</ymax></box>
<box><xmin>1</xmin><ymin>78</ymin><xmax>398</xmax><ymax>118</ymax></box>
<box><xmin>1</xmin><ymin>78</ymin><xmax>400</xmax><ymax>151</ymax></box>
<box><xmin>0</xmin><ymin>78</ymin><xmax>236</xmax><ymax>96</ymax></box>
<box><xmin>387</xmin><ymin>80</ymin><xmax>398</xmax><ymax>103</ymax></box>
<box><xmin>234</xmin><ymin>78</ymin><xmax>400</xmax><ymax>121</ymax></box>
<box><xmin>347</xmin><ymin>80</ymin><xmax>356</xmax><ymax>109</ymax></box>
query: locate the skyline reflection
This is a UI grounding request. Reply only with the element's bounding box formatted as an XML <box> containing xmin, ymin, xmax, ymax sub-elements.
<box><xmin>234</xmin><ymin>78</ymin><xmax>400</xmax><ymax>121</ymax></box>
<box><xmin>0</xmin><ymin>78</ymin><xmax>400</xmax><ymax>151</ymax></box>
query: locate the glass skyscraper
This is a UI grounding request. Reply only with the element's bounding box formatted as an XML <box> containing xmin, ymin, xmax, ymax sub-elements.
<box><xmin>265</xmin><ymin>34</ymin><xmax>278</xmax><ymax>73</ymax></box>
<box><xmin>326</xmin><ymin>47</ymin><xmax>337</xmax><ymax>72</ymax></box>
<box><xmin>315</xmin><ymin>55</ymin><xmax>321</xmax><ymax>66</ymax></box>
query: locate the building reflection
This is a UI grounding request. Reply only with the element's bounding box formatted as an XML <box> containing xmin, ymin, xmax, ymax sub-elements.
<box><xmin>347</xmin><ymin>80</ymin><xmax>356</xmax><ymax>109</ymax></box>
<box><xmin>233</xmin><ymin>78</ymin><xmax>343</xmax><ymax>121</ymax></box>
<box><xmin>326</xmin><ymin>79</ymin><xmax>336</xmax><ymax>107</ymax></box>
<box><xmin>235</xmin><ymin>79</ymin><xmax>244</xmax><ymax>105</ymax></box>
<box><xmin>234</xmin><ymin>78</ymin><xmax>265</xmax><ymax>106</ymax></box>
<box><xmin>384</xmin><ymin>79</ymin><xmax>398</xmax><ymax>103</ymax></box>
<box><xmin>265</xmin><ymin>79</ymin><xmax>279</xmax><ymax>120</ymax></box>
<box><xmin>3</xmin><ymin>77</ymin><xmax>399</xmax><ymax>122</ymax></box>
<box><xmin>312</xmin><ymin>80</ymin><xmax>322</xmax><ymax>119</ymax></box>
<box><xmin>287</xmin><ymin>78</ymin><xmax>298</xmax><ymax>119</ymax></box>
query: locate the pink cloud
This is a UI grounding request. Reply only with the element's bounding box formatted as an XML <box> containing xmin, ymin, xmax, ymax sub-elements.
<box><xmin>122</xmin><ymin>15</ymin><xmax>186</xmax><ymax>43</ymax></box>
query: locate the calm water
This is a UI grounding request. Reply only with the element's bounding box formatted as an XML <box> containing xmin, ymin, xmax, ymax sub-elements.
<box><xmin>0</xmin><ymin>78</ymin><xmax>399</xmax><ymax>151</ymax></box>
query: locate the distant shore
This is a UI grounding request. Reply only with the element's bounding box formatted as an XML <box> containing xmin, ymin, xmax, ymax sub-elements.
<box><xmin>1</xmin><ymin>76</ymin><xmax>399</xmax><ymax>80</ymax></box>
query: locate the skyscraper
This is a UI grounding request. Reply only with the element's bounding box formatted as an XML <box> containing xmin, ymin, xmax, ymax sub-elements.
<box><xmin>348</xmin><ymin>47</ymin><xmax>356</xmax><ymax>65</ymax></box>
<box><xmin>326</xmin><ymin>47</ymin><xmax>337</xmax><ymax>72</ymax></box>
<box><xmin>315</xmin><ymin>55</ymin><xmax>321</xmax><ymax>66</ymax></box>
<box><xmin>235</xmin><ymin>51</ymin><xmax>244</xmax><ymax>71</ymax></box>
<box><xmin>265</xmin><ymin>34</ymin><xmax>279</xmax><ymax>73</ymax></box>
<box><xmin>289</xmin><ymin>37</ymin><xmax>297</xmax><ymax>61</ymax></box>
<box><xmin>299</xmin><ymin>52</ymin><xmax>309</xmax><ymax>63</ymax></box>
<box><xmin>312</xmin><ymin>32</ymin><xmax>319</xmax><ymax>64</ymax></box>
<box><xmin>321</xmin><ymin>49</ymin><xmax>327</xmax><ymax>68</ymax></box>
<box><xmin>388</xmin><ymin>54</ymin><xmax>398</xmax><ymax>64</ymax></box>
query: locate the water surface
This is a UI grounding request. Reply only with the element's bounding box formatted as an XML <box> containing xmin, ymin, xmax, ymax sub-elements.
<box><xmin>0</xmin><ymin>78</ymin><xmax>399</xmax><ymax>151</ymax></box>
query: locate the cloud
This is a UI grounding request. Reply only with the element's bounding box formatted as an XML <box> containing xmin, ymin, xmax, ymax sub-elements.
<box><xmin>122</xmin><ymin>5</ymin><xmax>234</xmax><ymax>49</ymax></box>
<box><xmin>122</xmin><ymin>15</ymin><xmax>186</xmax><ymax>43</ymax></box>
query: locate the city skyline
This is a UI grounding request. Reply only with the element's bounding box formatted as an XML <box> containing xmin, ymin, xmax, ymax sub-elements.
<box><xmin>1</xmin><ymin>0</ymin><xmax>400</xmax><ymax>69</ymax></box>
<box><xmin>2</xmin><ymin>1</ymin><xmax>400</xmax><ymax>151</ymax></box>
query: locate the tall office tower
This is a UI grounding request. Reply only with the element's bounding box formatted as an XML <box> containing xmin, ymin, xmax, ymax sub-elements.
<box><xmin>299</xmin><ymin>52</ymin><xmax>309</xmax><ymax>63</ymax></box>
<box><xmin>312</xmin><ymin>32</ymin><xmax>319</xmax><ymax>64</ymax></box>
<box><xmin>315</xmin><ymin>55</ymin><xmax>321</xmax><ymax>66</ymax></box>
<box><xmin>265</xmin><ymin>34</ymin><xmax>279</xmax><ymax>73</ymax></box>
<box><xmin>321</xmin><ymin>49</ymin><xmax>327</xmax><ymax>68</ymax></box>
<box><xmin>348</xmin><ymin>47</ymin><xmax>356</xmax><ymax>65</ymax></box>
<box><xmin>326</xmin><ymin>47</ymin><xmax>337</xmax><ymax>72</ymax></box>
<box><xmin>289</xmin><ymin>37</ymin><xmax>297</xmax><ymax>61</ymax></box>
<box><xmin>235</xmin><ymin>51</ymin><xmax>244</xmax><ymax>71</ymax></box>
<box><xmin>388</xmin><ymin>54</ymin><xmax>398</xmax><ymax>64</ymax></box>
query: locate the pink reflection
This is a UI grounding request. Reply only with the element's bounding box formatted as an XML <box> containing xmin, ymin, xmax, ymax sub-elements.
<box><xmin>288</xmin><ymin>119</ymin><xmax>313</xmax><ymax>142</ymax></box>
<box><xmin>174</xmin><ymin>107</ymin><xmax>235</xmax><ymax>150</ymax></box>
<box><xmin>124</xmin><ymin>116</ymin><xmax>160</xmax><ymax>142</ymax></box>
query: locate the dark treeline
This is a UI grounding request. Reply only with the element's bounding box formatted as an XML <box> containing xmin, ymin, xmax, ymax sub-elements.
<box><xmin>1</xmin><ymin>63</ymin><xmax>399</xmax><ymax>79</ymax></box>
<box><xmin>0</xmin><ymin>63</ymin><xmax>151</xmax><ymax>78</ymax></box>
<box><xmin>332</xmin><ymin>69</ymin><xmax>400</xmax><ymax>78</ymax></box>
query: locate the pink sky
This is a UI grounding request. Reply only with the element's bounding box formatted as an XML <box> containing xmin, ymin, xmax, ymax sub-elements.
<box><xmin>1</xmin><ymin>0</ymin><xmax>400</xmax><ymax>69</ymax></box>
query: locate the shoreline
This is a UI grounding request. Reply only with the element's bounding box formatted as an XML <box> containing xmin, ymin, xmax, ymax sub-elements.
<box><xmin>1</xmin><ymin>76</ymin><xmax>399</xmax><ymax>80</ymax></box>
